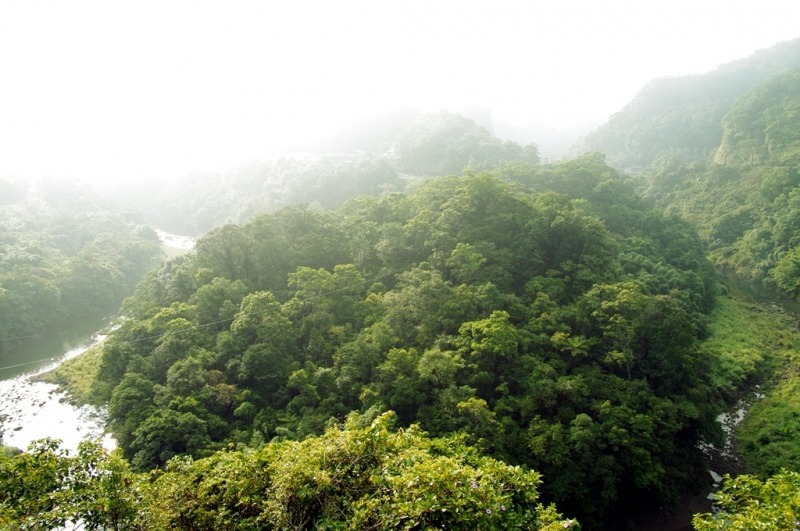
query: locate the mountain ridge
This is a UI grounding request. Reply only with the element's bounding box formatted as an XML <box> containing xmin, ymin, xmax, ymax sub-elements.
<box><xmin>567</xmin><ymin>37</ymin><xmax>800</xmax><ymax>169</ymax></box>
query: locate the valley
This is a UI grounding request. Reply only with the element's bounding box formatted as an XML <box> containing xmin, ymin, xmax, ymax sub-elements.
<box><xmin>3</xmin><ymin>35</ymin><xmax>800</xmax><ymax>531</ymax></box>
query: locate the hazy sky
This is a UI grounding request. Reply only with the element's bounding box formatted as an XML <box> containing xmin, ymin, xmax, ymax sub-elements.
<box><xmin>0</xmin><ymin>0</ymin><xmax>798</xmax><ymax>184</ymax></box>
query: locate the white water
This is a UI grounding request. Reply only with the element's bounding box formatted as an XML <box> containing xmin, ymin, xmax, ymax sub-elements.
<box><xmin>0</xmin><ymin>229</ymin><xmax>196</xmax><ymax>453</ymax></box>
<box><xmin>0</xmin><ymin>334</ymin><xmax>115</xmax><ymax>452</ymax></box>
<box><xmin>156</xmin><ymin>229</ymin><xmax>196</xmax><ymax>250</ymax></box>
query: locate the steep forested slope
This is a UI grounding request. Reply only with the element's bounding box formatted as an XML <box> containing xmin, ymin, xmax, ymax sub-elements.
<box><xmin>564</xmin><ymin>40</ymin><xmax>800</xmax><ymax>530</ymax></box>
<box><xmin>94</xmin><ymin>156</ymin><xmax>719</xmax><ymax>527</ymax></box>
<box><xmin>638</xmin><ymin>69</ymin><xmax>800</xmax><ymax>296</ymax></box>
<box><xmin>117</xmin><ymin>111</ymin><xmax>539</xmax><ymax>236</ymax></box>
<box><xmin>0</xmin><ymin>178</ymin><xmax>162</xmax><ymax>356</ymax></box>
<box><xmin>715</xmin><ymin>68</ymin><xmax>800</xmax><ymax>166</ymax></box>
<box><xmin>620</xmin><ymin>64</ymin><xmax>800</xmax><ymax>525</ymax></box>
<box><xmin>568</xmin><ymin>38</ymin><xmax>800</xmax><ymax>169</ymax></box>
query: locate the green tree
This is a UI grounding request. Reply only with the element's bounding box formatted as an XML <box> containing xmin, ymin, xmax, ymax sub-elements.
<box><xmin>129</xmin><ymin>408</ymin><xmax>210</xmax><ymax>471</ymax></box>
<box><xmin>693</xmin><ymin>471</ymin><xmax>800</xmax><ymax>530</ymax></box>
<box><xmin>144</xmin><ymin>412</ymin><xmax>575</xmax><ymax>531</ymax></box>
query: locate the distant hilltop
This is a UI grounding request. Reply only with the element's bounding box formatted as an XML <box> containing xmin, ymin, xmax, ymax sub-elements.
<box><xmin>567</xmin><ymin>37</ymin><xmax>800</xmax><ymax>169</ymax></box>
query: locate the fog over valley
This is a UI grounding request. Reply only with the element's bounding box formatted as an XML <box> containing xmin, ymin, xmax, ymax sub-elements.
<box><xmin>4</xmin><ymin>3</ymin><xmax>800</xmax><ymax>530</ymax></box>
<box><xmin>1</xmin><ymin>0</ymin><xmax>798</xmax><ymax>186</ymax></box>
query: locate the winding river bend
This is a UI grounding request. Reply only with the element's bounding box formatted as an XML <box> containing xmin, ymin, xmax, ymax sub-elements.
<box><xmin>0</xmin><ymin>310</ymin><xmax>117</xmax><ymax>452</ymax></box>
<box><xmin>0</xmin><ymin>230</ymin><xmax>195</xmax><ymax>452</ymax></box>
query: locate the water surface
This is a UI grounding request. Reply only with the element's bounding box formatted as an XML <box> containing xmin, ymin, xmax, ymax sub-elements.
<box><xmin>0</xmin><ymin>311</ymin><xmax>115</xmax><ymax>452</ymax></box>
<box><xmin>0</xmin><ymin>229</ymin><xmax>196</xmax><ymax>452</ymax></box>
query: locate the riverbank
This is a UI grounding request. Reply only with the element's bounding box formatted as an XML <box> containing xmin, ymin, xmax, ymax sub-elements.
<box><xmin>633</xmin><ymin>291</ymin><xmax>800</xmax><ymax>530</ymax></box>
<box><xmin>0</xmin><ymin>230</ymin><xmax>196</xmax><ymax>452</ymax></box>
<box><xmin>702</xmin><ymin>292</ymin><xmax>800</xmax><ymax>476</ymax></box>
<box><xmin>31</xmin><ymin>341</ymin><xmax>104</xmax><ymax>407</ymax></box>
<box><xmin>704</xmin><ymin>294</ymin><xmax>795</xmax><ymax>405</ymax></box>
<box><xmin>28</xmin><ymin>231</ymin><xmax>197</xmax><ymax>408</ymax></box>
<box><xmin>0</xmin><ymin>332</ymin><xmax>113</xmax><ymax>452</ymax></box>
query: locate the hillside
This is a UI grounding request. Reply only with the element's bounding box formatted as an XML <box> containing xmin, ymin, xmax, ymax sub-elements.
<box><xmin>7</xmin><ymin>39</ymin><xmax>800</xmax><ymax>531</ymax></box>
<box><xmin>568</xmin><ymin>38</ymin><xmax>800</xmax><ymax>169</ymax></box>
<box><xmin>0</xmin><ymin>178</ymin><xmax>162</xmax><ymax>356</ymax></box>
<box><xmin>637</xmin><ymin>69</ymin><xmax>800</xmax><ymax>296</ymax></box>
<box><xmin>116</xmin><ymin>111</ymin><xmax>539</xmax><ymax>236</ymax></box>
<box><xmin>715</xmin><ymin>69</ymin><xmax>800</xmax><ymax>166</ymax></box>
<box><xmin>616</xmin><ymin>64</ymin><xmax>800</xmax><ymax>526</ymax></box>
<box><xmin>90</xmin><ymin>156</ymin><xmax>724</xmax><ymax>528</ymax></box>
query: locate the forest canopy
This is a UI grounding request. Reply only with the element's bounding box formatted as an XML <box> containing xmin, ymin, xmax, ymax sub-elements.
<box><xmin>92</xmin><ymin>156</ymin><xmax>719</xmax><ymax>528</ymax></box>
<box><xmin>636</xmin><ymin>69</ymin><xmax>800</xmax><ymax>298</ymax></box>
<box><xmin>0</xmin><ymin>178</ymin><xmax>162</xmax><ymax>356</ymax></box>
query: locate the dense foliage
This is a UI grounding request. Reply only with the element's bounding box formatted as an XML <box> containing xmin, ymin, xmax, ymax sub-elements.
<box><xmin>734</xmin><ymin>300</ymin><xmax>800</xmax><ymax>477</ymax></box>
<box><xmin>569</xmin><ymin>38</ymin><xmax>800</xmax><ymax>169</ymax></box>
<box><xmin>601</xmin><ymin>60</ymin><xmax>800</xmax><ymax>524</ymax></box>
<box><xmin>92</xmin><ymin>156</ymin><xmax>719</xmax><ymax>527</ymax></box>
<box><xmin>0</xmin><ymin>178</ymin><xmax>162</xmax><ymax>357</ymax></box>
<box><xmin>0</xmin><ymin>439</ymin><xmax>136</xmax><ymax>530</ymax></box>
<box><xmin>557</xmin><ymin>42</ymin><xmax>800</xmax><ymax>526</ymax></box>
<box><xmin>0</xmin><ymin>414</ymin><xmax>576</xmax><ymax>530</ymax></box>
<box><xmin>637</xmin><ymin>69</ymin><xmax>800</xmax><ymax>298</ymax></box>
<box><xmin>6</xmin><ymin>35</ymin><xmax>800</xmax><ymax>530</ymax></box>
<box><xmin>116</xmin><ymin>111</ymin><xmax>538</xmax><ymax>236</ymax></box>
<box><xmin>693</xmin><ymin>471</ymin><xmax>800</xmax><ymax>530</ymax></box>
<box><xmin>715</xmin><ymin>69</ymin><xmax>800</xmax><ymax>167</ymax></box>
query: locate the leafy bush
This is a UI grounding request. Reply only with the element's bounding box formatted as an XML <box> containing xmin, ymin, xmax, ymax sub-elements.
<box><xmin>693</xmin><ymin>471</ymin><xmax>800</xmax><ymax>530</ymax></box>
<box><xmin>0</xmin><ymin>414</ymin><xmax>577</xmax><ymax>530</ymax></box>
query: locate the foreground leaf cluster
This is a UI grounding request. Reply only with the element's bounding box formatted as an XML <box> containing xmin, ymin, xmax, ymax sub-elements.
<box><xmin>0</xmin><ymin>413</ymin><xmax>576</xmax><ymax>530</ymax></box>
<box><xmin>693</xmin><ymin>471</ymin><xmax>800</xmax><ymax>530</ymax></box>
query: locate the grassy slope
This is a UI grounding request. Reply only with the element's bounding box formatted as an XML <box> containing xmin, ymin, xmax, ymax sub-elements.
<box><xmin>702</xmin><ymin>291</ymin><xmax>800</xmax><ymax>477</ymax></box>
<box><xmin>33</xmin><ymin>342</ymin><xmax>104</xmax><ymax>407</ymax></box>
<box><xmin>704</xmin><ymin>295</ymin><xmax>792</xmax><ymax>399</ymax></box>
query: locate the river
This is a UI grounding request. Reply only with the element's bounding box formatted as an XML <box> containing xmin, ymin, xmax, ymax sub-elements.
<box><xmin>632</xmin><ymin>272</ymin><xmax>800</xmax><ymax>531</ymax></box>
<box><xmin>0</xmin><ymin>230</ymin><xmax>195</xmax><ymax>453</ymax></box>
